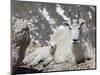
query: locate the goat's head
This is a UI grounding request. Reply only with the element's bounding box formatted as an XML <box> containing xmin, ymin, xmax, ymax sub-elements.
<box><xmin>50</xmin><ymin>41</ymin><xmax>57</xmax><ymax>50</ymax></box>
<box><xmin>63</xmin><ymin>10</ymin><xmax>86</xmax><ymax>44</ymax></box>
<box><xmin>49</xmin><ymin>41</ymin><xmax>57</xmax><ymax>55</ymax></box>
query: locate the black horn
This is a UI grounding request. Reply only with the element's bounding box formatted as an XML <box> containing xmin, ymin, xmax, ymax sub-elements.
<box><xmin>68</xmin><ymin>9</ymin><xmax>72</xmax><ymax>24</ymax></box>
<box><xmin>77</xmin><ymin>10</ymin><xmax>80</xmax><ymax>24</ymax></box>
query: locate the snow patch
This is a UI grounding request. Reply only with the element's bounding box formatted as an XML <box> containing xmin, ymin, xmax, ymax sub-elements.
<box><xmin>38</xmin><ymin>8</ymin><xmax>56</xmax><ymax>24</ymax></box>
<box><xmin>27</xmin><ymin>19</ymin><xmax>38</xmax><ymax>31</ymax></box>
<box><xmin>88</xmin><ymin>11</ymin><xmax>92</xmax><ymax>19</ymax></box>
<box><xmin>36</xmin><ymin>32</ymin><xmax>39</xmax><ymax>36</ymax></box>
<box><xmin>56</xmin><ymin>4</ymin><xmax>70</xmax><ymax>20</ymax></box>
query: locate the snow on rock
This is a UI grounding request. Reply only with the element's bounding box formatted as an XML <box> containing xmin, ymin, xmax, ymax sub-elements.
<box><xmin>27</xmin><ymin>19</ymin><xmax>38</xmax><ymax>31</ymax></box>
<box><xmin>56</xmin><ymin>4</ymin><xmax>70</xmax><ymax>20</ymax></box>
<box><xmin>38</xmin><ymin>8</ymin><xmax>56</xmax><ymax>24</ymax></box>
<box><xmin>35</xmin><ymin>32</ymin><xmax>39</xmax><ymax>36</ymax></box>
<box><xmin>12</xmin><ymin>18</ymin><xmax>27</xmax><ymax>33</ymax></box>
<box><xmin>88</xmin><ymin>11</ymin><xmax>92</xmax><ymax>20</ymax></box>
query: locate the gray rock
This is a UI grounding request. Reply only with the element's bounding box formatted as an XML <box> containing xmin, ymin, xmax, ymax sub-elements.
<box><xmin>11</xmin><ymin>19</ymin><xmax>31</xmax><ymax>73</ymax></box>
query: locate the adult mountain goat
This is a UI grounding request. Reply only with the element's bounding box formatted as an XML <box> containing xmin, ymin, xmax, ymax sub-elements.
<box><xmin>50</xmin><ymin>11</ymin><xmax>94</xmax><ymax>64</ymax></box>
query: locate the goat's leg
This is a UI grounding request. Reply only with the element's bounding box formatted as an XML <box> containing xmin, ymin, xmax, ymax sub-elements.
<box><xmin>42</xmin><ymin>56</ymin><xmax>53</xmax><ymax>67</ymax></box>
<box><xmin>29</xmin><ymin>55</ymin><xmax>42</xmax><ymax>67</ymax></box>
<box><xmin>22</xmin><ymin>50</ymin><xmax>38</xmax><ymax>64</ymax></box>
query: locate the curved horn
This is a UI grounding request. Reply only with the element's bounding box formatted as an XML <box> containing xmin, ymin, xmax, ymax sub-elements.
<box><xmin>68</xmin><ymin>9</ymin><xmax>72</xmax><ymax>24</ymax></box>
<box><xmin>77</xmin><ymin>10</ymin><xmax>80</xmax><ymax>24</ymax></box>
<box><xmin>68</xmin><ymin>9</ymin><xmax>72</xmax><ymax>17</ymax></box>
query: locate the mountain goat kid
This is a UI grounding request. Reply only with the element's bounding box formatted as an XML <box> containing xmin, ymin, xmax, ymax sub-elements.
<box><xmin>25</xmin><ymin>38</ymin><xmax>41</xmax><ymax>55</ymax></box>
<box><xmin>23</xmin><ymin>42</ymin><xmax>56</xmax><ymax>67</ymax></box>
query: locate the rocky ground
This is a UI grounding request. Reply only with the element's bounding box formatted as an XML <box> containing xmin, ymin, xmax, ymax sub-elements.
<box><xmin>31</xmin><ymin>57</ymin><xmax>95</xmax><ymax>72</ymax></box>
<box><xmin>14</xmin><ymin>57</ymin><xmax>95</xmax><ymax>74</ymax></box>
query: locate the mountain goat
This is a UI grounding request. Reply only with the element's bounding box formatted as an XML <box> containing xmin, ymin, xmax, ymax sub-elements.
<box><xmin>25</xmin><ymin>37</ymin><xmax>41</xmax><ymax>55</ymax></box>
<box><xmin>51</xmin><ymin>11</ymin><xmax>94</xmax><ymax>64</ymax></box>
<box><xmin>23</xmin><ymin>42</ymin><xmax>56</xmax><ymax>67</ymax></box>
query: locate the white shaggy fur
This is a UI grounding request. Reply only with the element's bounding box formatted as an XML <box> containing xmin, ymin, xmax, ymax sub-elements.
<box><xmin>23</xmin><ymin>44</ymin><xmax>56</xmax><ymax>66</ymax></box>
<box><xmin>51</xmin><ymin>19</ymin><xmax>93</xmax><ymax>64</ymax></box>
<box><xmin>50</xmin><ymin>25</ymin><xmax>74</xmax><ymax>64</ymax></box>
<box><xmin>25</xmin><ymin>39</ymin><xmax>41</xmax><ymax>55</ymax></box>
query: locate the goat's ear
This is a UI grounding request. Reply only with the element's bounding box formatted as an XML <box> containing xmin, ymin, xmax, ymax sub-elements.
<box><xmin>80</xmin><ymin>22</ymin><xmax>86</xmax><ymax>27</ymax></box>
<box><xmin>63</xmin><ymin>22</ymin><xmax>70</xmax><ymax>27</ymax></box>
<box><xmin>63</xmin><ymin>22</ymin><xmax>72</xmax><ymax>30</ymax></box>
<box><xmin>51</xmin><ymin>45</ymin><xmax>57</xmax><ymax>49</ymax></box>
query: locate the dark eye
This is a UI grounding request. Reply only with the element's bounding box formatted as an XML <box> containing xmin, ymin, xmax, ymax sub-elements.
<box><xmin>69</xmin><ymin>27</ymin><xmax>72</xmax><ymax>30</ymax></box>
<box><xmin>64</xmin><ymin>23</ymin><xmax>69</xmax><ymax>26</ymax></box>
<box><xmin>78</xmin><ymin>28</ymin><xmax>80</xmax><ymax>30</ymax></box>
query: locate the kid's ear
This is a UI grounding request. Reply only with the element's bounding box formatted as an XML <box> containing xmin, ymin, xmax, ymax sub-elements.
<box><xmin>51</xmin><ymin>45</ymin><xmax>57</xmax><ymax>50</ymax></box>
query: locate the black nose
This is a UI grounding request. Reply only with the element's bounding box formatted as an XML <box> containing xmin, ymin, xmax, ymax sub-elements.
<box><xmin>73</xmin><ymin>39</ymin><xmax>78</xmax><ymax>42</ymax></box>
<box><xmin>51</xmin><ymin>46</ymin><xmax>54</xmax><ymax>49</ymax></box>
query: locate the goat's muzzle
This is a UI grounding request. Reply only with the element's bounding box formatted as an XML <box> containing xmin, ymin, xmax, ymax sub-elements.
<box><xmin>73</xmin><ymin>39</ymin><xmax>79</xmax><ymax>44</ymax></box>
